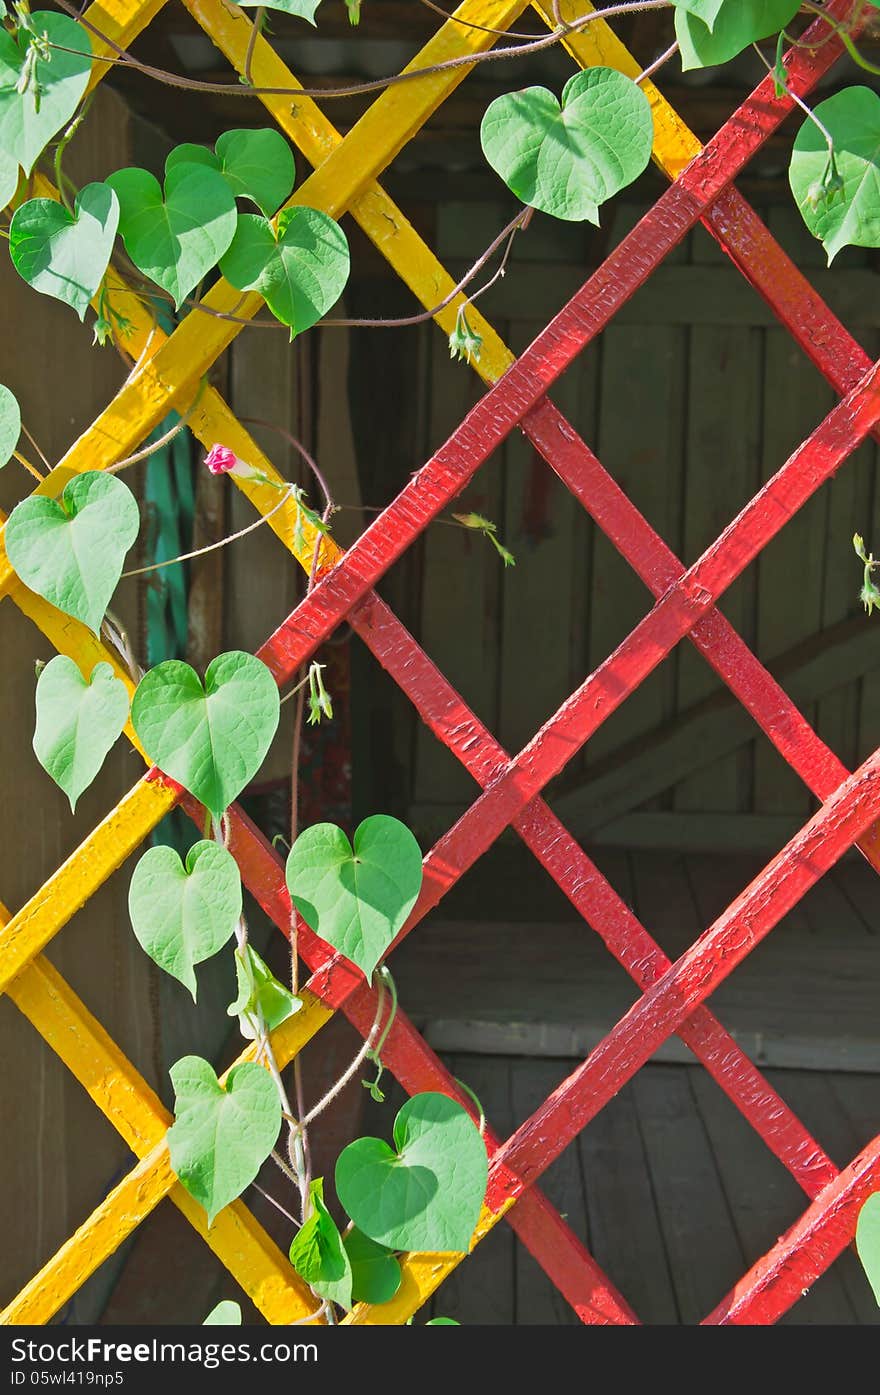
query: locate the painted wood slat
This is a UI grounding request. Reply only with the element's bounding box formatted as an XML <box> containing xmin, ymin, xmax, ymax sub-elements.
<box><xmin>3</xmin><ymin>946</ymin><xmax>331</xmax><ymax>1324</ymax></box>
<box><xmin>1</xmin><ymin>0</ymin><xmax>870</xmax><ymax>892</ymax></box>
<box><xmin>1</xmin><ymin>0</ymin><xmax>852</xmax><ymax>617</ymax></box>
<box><xmin>341</xmin><ymin>593</ymin><xmax>843</xmax><ymax>1169</ymax></box>
<box><xmin>275</xmin><ymin>360</ymin><xmax>880</xmax><ymax>956</ymax></box>
<box><xmin>0</xmin><ymin>778</ymin><xmax>177</xmax><ymax>1000</ymax></box>
<box><xmin>220</xmin><ymin>795</ymin><xmax>640</xmax><ymax>1327</ymax></box>
<box><xmin>489</xmin><ymin>748</ymin><xmax>880</xmax><ymax>1211</ymax></box>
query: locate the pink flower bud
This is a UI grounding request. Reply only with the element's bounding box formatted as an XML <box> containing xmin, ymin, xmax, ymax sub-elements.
<box><xmin>204</xmin><ymin>444</ymin><xmax>238</xmax><ymax>475</ymax></box>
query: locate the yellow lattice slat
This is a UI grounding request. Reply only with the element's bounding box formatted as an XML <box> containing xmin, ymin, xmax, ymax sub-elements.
<box><xmin>3</xmin><ymin>941</ymin><xmax>333</xmax><ymax>1324</ymax></box>
<box><xmin>0</xmin><ymin>779</ymin><xmax>177</xmax><ymax>998</ymax></box>
<box><xmin>0</xmin><ymin>0</ymin><xmax>534</xmax><ymax>608</ymax></box>
<box><xmin>0</xmin><ymin>0</ymin><xmax>709</xmax><ymax>586</ymax></box>
<box><xmin>80</xmin><ymin>0</ymin><xmax>171</xmax><ymax>94</ymax></box>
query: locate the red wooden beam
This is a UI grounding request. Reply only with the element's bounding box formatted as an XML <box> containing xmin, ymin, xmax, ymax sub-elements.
<box><xmin>183</xmin><ymin>790</ymin><xmax>638</xmax><ymax>1326</ymax></box>
<box><xmin>703</xmin><ymin>1137</ymin><xmax>880</xmax><ymax>1325</ymax></box>
<box><xmin>251</xmin><ymin>0</ymin><xmax>855</xmax><ymax>688</ymax></box>
<box><xmin>151</xmin><ymin>0</ymin><xmax>880</xmax><ymax>1324</ymax></box>
<box><xmin>487</xmin><ymin>739</ymin><xmax>880</xmax><ymax>1206</ymax></box>
<box><xmin>703</xmin><ymin>185</ymin><xmax>880</xmax><ymax>447</ymax></box>
<box><xmin>520</xmin><ymin>399</ymin><xmax>858</xmax><ymax>811</ymax></box>
<box><xmin>345</xmin><ymin>590</ymin><xmax>838</xmax><ymax>1200</ymax></box>
<box><xmin>294</xmin><ymin>355</ymin><xmax>880</xmax><ymax>989</ymax></box>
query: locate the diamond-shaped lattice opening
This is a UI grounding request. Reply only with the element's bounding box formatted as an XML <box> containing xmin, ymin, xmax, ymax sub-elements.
<box><xmin>2</xmin><ymin>0</ymin><xmax>880</xmax><ymax>1329</ymax></box>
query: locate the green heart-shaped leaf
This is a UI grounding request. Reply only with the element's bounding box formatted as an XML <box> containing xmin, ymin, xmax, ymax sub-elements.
<box><xmin>0</xmin><ymin>143</ymin><xmax>19</xmax><ymax>211</ymax></box>
<box><xmin>106</xmin><ymin>161</ymin><xmax>237</xmax><ymax>308</ymax></box>
<box><xmin>167</xmin><ymin>131</ymin><xmax>296</xmax><ymax>217</ymax></box>
<box><xmin>480</xmin><ymin>68</ymin><xmax>653</xmax><ymax>224</ymax></box>
<box><xmin>236</xmin><ymin>0</ymin><xmax>322</xmax><ymax>20</ymax></box>
<box><xmin>425</xmin><ymin>1317</ymin><xmax>459</xmax><ymax>1325</ymax></box>
<box><xmin>10</xmin><ymin>183</ymin><xmax>119</xmax><ymax>321</ymax></box>
<box><xmin>0</xmin><ymin>13</ymin><xmax>92</xmax><ymax>174</ymax></box>
<box><xmin>336</xmin><ymin>1093</ymin><xmax>487</xmax><ymax>1253</ymax></box>
<box><xmin>856</xmin><ymin>1193</ymin><xmax>880</xmax><ymax>1306</ymax></box>
<box><xmin>219</xmin><ymin>205</ymin><xmax>350</xmax><ymax>338</ymax></box>
<box><xmin>0</xmin><ymin>384</ymin><xmax>20</xmax><ymax>467</ymax></box>
<box><xmin>789</xmin><ymin>87</ymin><xmax>880</xmax><ymax>264</ymax></box>
<box><xmin>286</xmin><ymin>815</ymin><xmax>423</xmax><ymax>981</ymax></box>
<box><xmin>5</xmin><ymin>471</ymin><xmax>140</xmax><ymax>632</ymax></box>
<box><xmin>289</xmin><ymin>1178</ymin><xmax>352</xmax><ymax>1309</ymax></box>
<box><xmin>203</xmin><ymin>1301</ymin><xmax>242</xmax><ymax>1325</ymax></box>
<box><xmin>167</xmin><ymin>1055</ymin><xmax>281</xmax><ymax>1224</ymax></box>
<box><xmin>228</xmin><ymin>941</ymin><xmax>301</xmax><ymax>1039</ymax></box>
<box><xmin>670</xmin><ymin>0</ymin><xmax>725</xmax><ymax>29</ymax></box>
<box><xmin>675</xmin><ymin>0</ymin><xmax>800</xmax><ymax>70</ymax></box>
<box><xmin>128</xmin><ymin>840</ymin><xmax>242</xmax><ymax>999</ymax></box>
<box><xmin>343</xmin><ymin>1228</ymin><xmax>402</xmax><ymax>1306</ymax></box>
<box><xmin>33</xmin><ymin>656</ymin><xmax>129</xmax><ymax>811</ymax></box>
<box><xmin>131</xmin><ymin>651</ymin><xmax>280</xmax><ymax>818</ymax></box>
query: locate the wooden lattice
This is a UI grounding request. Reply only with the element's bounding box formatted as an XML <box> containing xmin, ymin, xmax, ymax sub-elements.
<box><xmin>2</xmin><ymin>0</ymin><xmax>880</xmax><ymax>1326</ymax></box>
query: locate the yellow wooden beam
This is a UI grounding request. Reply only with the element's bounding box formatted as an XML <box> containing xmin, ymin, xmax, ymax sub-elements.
<box><xmin>80</xmin><ymin>0</ymin><xmax>171</xmax><ymax>95</ymax></box>
<box><xmin>0</xmin><ymin>0</ymin><xmax>706</xmax><ymax>602</ymax></box>
<box><xmin>0</xmin><ymin>0</ymin><xmax>536</xmax><ymax>594</ymax></box>
<box><xmin>0</xmin><ymin>778</ymin><xmax>176</xmax><ymax>998</ymax></box>
<box><xmin>3</xmin><ymin>944</ymin><xmax>332</xmax><ymax>1324</ymax></box>
<box><xmin>344</xmin><ymin>1197</ymin><xmax>516</xmax><ymax>1325</ymax></box>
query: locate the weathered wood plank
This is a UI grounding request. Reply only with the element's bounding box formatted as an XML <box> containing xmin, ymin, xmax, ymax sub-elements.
<box><xmin>754</xmin><ymin>312</ymin><xmax>835</xmax><ymax>815</ymax></box>
<box><xmin>591</xmin><ymin>810</ymin><xmax>801</xmax><ymax>852</ymax></box>
<box><xmin>411</xmin><ymin>324</ymin><xmax>497</xmax><ymax>808</ymax></box>
<box><xmin>586</xmin><ymin>320</ymin><xmax>685</xmax><ymax>770</ymax></box>
<box><xmin>510</xmin><ymin>1059</ymin><xmax>584</xmax><ymax>1324</ymax></box>
<box><xmin>799</xmin><ymin>867</ymin><xmax>873</xmax><ymax>941</ymax></box>
<box><xmin>552</xmin><ymin>582</ymin><xmax>880</xmax><ymax>839</ymax></box>
<box><xmin>579</xmin><ymin>1075</ymin><xmax>679</xmax><ymax>1325</ymax></box>
<box><xmin>630</xmin><ymin>849</ymin><xmax>701</xmax><ymax>962</ymax></box>
<box><xmin>632</xmin><ymin>1066</ymin><xmax>745</xmax><ymax>1324</ymax></box>
<box><xmin>690</xmin><ymin>1067</ymin><xmax>857</xmax><ymax>1325</ymax></box>
<box><xmin>425</xmin><ymin>1054</ymin><xmax>516</xmax><ymax>1325</ymax></box>
<box><xmin>498</xmin><ymin>323</ymin><xmax>597</xmax><ymax>758</ymax></box>
<box><xmin>833</xmin><ymin>859</ymin><xmax>880</xmax><ymax>936</ymax></box>
<box><xmin>766</xmin><ymin>1070</ymin><xmax>880</xmax><ymax>1324</ymax></box>
<box><xmin>451</xmin><ymin>262</ymin><xmax>880</xmax><ymax>328</ymax></box>
<box><xmin>674</xmin><ymin>323</ymin><xmax>760</xmax><ymax>813</ymax></box>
